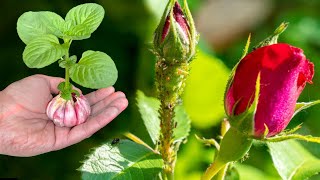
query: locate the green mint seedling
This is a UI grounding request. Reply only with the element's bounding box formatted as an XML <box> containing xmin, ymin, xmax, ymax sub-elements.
<box><xmin>17</xmin><ymin>3</ymin><xmax>118</xmax><ymax>127</ymax></box>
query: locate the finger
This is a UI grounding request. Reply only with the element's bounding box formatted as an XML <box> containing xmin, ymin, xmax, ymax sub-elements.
<box><xmin>35</xmin><ymin>74</ymin><xmax>82</xmax><ymax>95</ymax></box>
<box><xmin>85</xmin><ymin>87</ymin><xmax>115</xmax><ymax>105</ymax></box>
<box><xmin>66</xmin><ymin>97</ymin><xmax>128</xmax><ymax>145</ymax></box>
<box><xmin>90</xmin><ymin>91</ymin><xmax>126</xmax><ymax>115</ymax></box>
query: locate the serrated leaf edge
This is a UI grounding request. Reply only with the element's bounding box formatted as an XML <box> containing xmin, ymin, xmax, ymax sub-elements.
<box><xmin>79</xmin><ymin>140</ymin><xmax>163</xmax><ymax>179</ymax></box>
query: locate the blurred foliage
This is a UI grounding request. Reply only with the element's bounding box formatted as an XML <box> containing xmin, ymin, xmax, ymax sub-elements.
<box><xmin>175</xmin><ymin>133</ymin><xmax>215</xmax><ymax>180</ymax></box>
<box><xmin>1</xmin><ymin>0</ymin><xmax>320</xmax><ymax>179</ymax></box>
<box><xmin>235</xmin><ymin>163</ymin><xmax>279</xmax><ymax>180</ymax></box>
<box><xmin>183</xmin><ymin>49</ymin><xmax>230</xmax><ymax>129</ymax></box>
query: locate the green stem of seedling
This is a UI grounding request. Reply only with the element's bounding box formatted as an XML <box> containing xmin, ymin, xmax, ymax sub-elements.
<box><xmin>65</xmin><ymin>66</ymin><xmax>70</xmax><ymax>90</ymax></box>
<box><xmin>63</xmin><ymin>39</ymin><xmax>72</xmax><ymax>90</ymax></box>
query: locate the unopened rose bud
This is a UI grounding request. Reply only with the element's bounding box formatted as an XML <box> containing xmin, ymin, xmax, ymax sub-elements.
<box><xmin>154</xmin><ymin>0</ymin><xmax>197</xmax><ymax>62</ymax></box>
<box><xmin>46</xmin><ymin>93</ymin><xmax>91</xmax><ymax>127</ymax></box>
<box><xmin>225</xmin><ymin>43</ymin><xmax>314</xmax><ymax>137</ymax></box>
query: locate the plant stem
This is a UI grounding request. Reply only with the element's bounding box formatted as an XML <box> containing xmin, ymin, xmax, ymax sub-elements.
<box><xmin>159</xmin><ymin>99</ymin><xmax>175</xmax><ymax>175</ymax></box>
<box><xmin>165</xmin><ymin>170</ymin><xmax>174</xmax><ymax>180</ymax></box>
<box><xmin>64</xmin><ymin>66</ymin><xmax>70</xmax><ymax>90</ymax></box>
<box><xmin>202</xmin><ymin>159</ymin><xmax>225</xmax><ymax>180</ymax></box>
<box><xmin>63</xmin><ymin>39</ymin><xmax>71</xmax><ymax>90</ymax></box>
<box><xmin>156</xmin><ymin>59</ymin><xmax>189</xmax><ymax>179</ymax></box>
<box><xmin>158</xmin><ymin>85</ymin><xmax>176</xmax><ymax>177</ymax></box>
<box><xmin>215</xmin><ymin>163</ymin><xmax>229</xmax><ymax>180</ymax></box>
<box><xmin>161</xmin><ymin>170</ymin><xmax>174</xmax><ymax>180</ymax></box>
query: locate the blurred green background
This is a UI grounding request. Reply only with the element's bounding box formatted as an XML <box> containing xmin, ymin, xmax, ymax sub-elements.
<box><xmin>1</xmin><ymin>0</ymin><xmax>320</xmax><ymax>179</ymax></box>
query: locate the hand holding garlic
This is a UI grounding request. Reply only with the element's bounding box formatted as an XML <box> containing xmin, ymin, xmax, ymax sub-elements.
<box><xmin>0</xmin><ymin>74</ymin><xmax>128</xmax><ymax>157</ymax></box>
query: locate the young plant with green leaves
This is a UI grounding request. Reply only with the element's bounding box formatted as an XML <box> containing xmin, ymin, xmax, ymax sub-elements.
<box><xmin>17</xmin><ymin>3</ymin><xmax>118</xmax><ymax>127</ymax></box>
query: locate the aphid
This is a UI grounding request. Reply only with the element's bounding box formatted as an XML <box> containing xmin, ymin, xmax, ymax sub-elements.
<box><xmin>174</xmin><ymin>121</ymin><xmax>178</xmax><ymax>128</ymax></box>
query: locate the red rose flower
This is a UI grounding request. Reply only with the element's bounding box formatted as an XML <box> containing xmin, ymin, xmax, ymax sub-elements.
<box><xmin>225</xmin><ymin>43</ymin><xmax>314</xmax><ymax>137</ymax></box>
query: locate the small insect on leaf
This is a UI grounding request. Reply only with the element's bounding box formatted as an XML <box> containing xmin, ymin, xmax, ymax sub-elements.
<box><xmin>111</xmin><ymin>138</ymin><xmax>120</xmax><ymax>145</ymax></box>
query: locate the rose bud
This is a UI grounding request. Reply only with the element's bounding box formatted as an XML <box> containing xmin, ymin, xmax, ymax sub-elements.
<box><xmin>46</xmin><ymin>93</ymin><xmax>91</xmax><ymax>127</ymax></box>
<box><xmin>225</xmin><ymin>43</ymin><xmax>314</xmax><ymax>137</ymax></box>
<box><xmin>153</xmin><ymin>0</ymin><xmax>197</xmax><ymax>62</ymax></box>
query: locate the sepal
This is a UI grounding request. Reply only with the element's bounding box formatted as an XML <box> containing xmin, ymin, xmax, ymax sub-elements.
<box><xmin>201</xmin><ymin>127</ymin><xmax>253</xmax><ymax>180</ymax></box>
<box><xmin>253</xmin><ymin>22</ymin><xmax>288</xmax><ymax>49</ymax></box>
<box><xmin>294</xmin><ymin>100</ymin><xmax>320</xmax><ymax>117</ymax></box>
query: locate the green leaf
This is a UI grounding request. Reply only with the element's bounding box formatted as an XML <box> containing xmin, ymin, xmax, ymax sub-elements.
<box><xmin>64</xmin><ymin>3</ymin><xmax>104</xmax><ymax>40</ymax></box>
<box><xmin>136</xmin><ymin>90</ymin><xmax>160</xmax><ymax>145</ymax></box>
<box><xmin>183</xmin><ymin>49</ymin><xmax>230</xmax><ymax>128</ymax></box>
<box><xmin>80</xmin><ymin>139</ymin><xmax>163</xmax><ymax>180</ymax></box>
<box><xmin>22</xmin><ymin>34</ymin><xmax>67</xmax><ymax>68</ymax></box>
<box><xmin>70</xmin><ymin>50</ymin><xmax>118</xmax><ymax>89</ymax></box>
<box><xmin>268</xmin><ymin>140</ymin><xmax>320</xmax><ymax>180</ymax></box>
<box><xmin>136</xmin><ymin>91</ymin><xmax>191</xmax><ymax>145</ymax></box>
<box><xmin>173</xmin><ymin>105</ymin><xmax>191</xmax><ymax>143</ymax></box>
<box><xmin>17</xmin><ymin>11</ymin><xmax>64</xmax><ymax>44</ymax></box>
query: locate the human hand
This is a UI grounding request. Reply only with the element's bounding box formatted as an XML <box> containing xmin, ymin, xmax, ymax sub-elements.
<box><xmin>0</xmin><ymin>74</ymin><xmax>128</xmax><ymax>157</ymax></box>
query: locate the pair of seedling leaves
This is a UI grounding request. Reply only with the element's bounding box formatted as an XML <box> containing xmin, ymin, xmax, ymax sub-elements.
<box><xmin>17</xmin><ymin>3</ymin><xmax>117</xmax><ymax>89</ymax></box>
